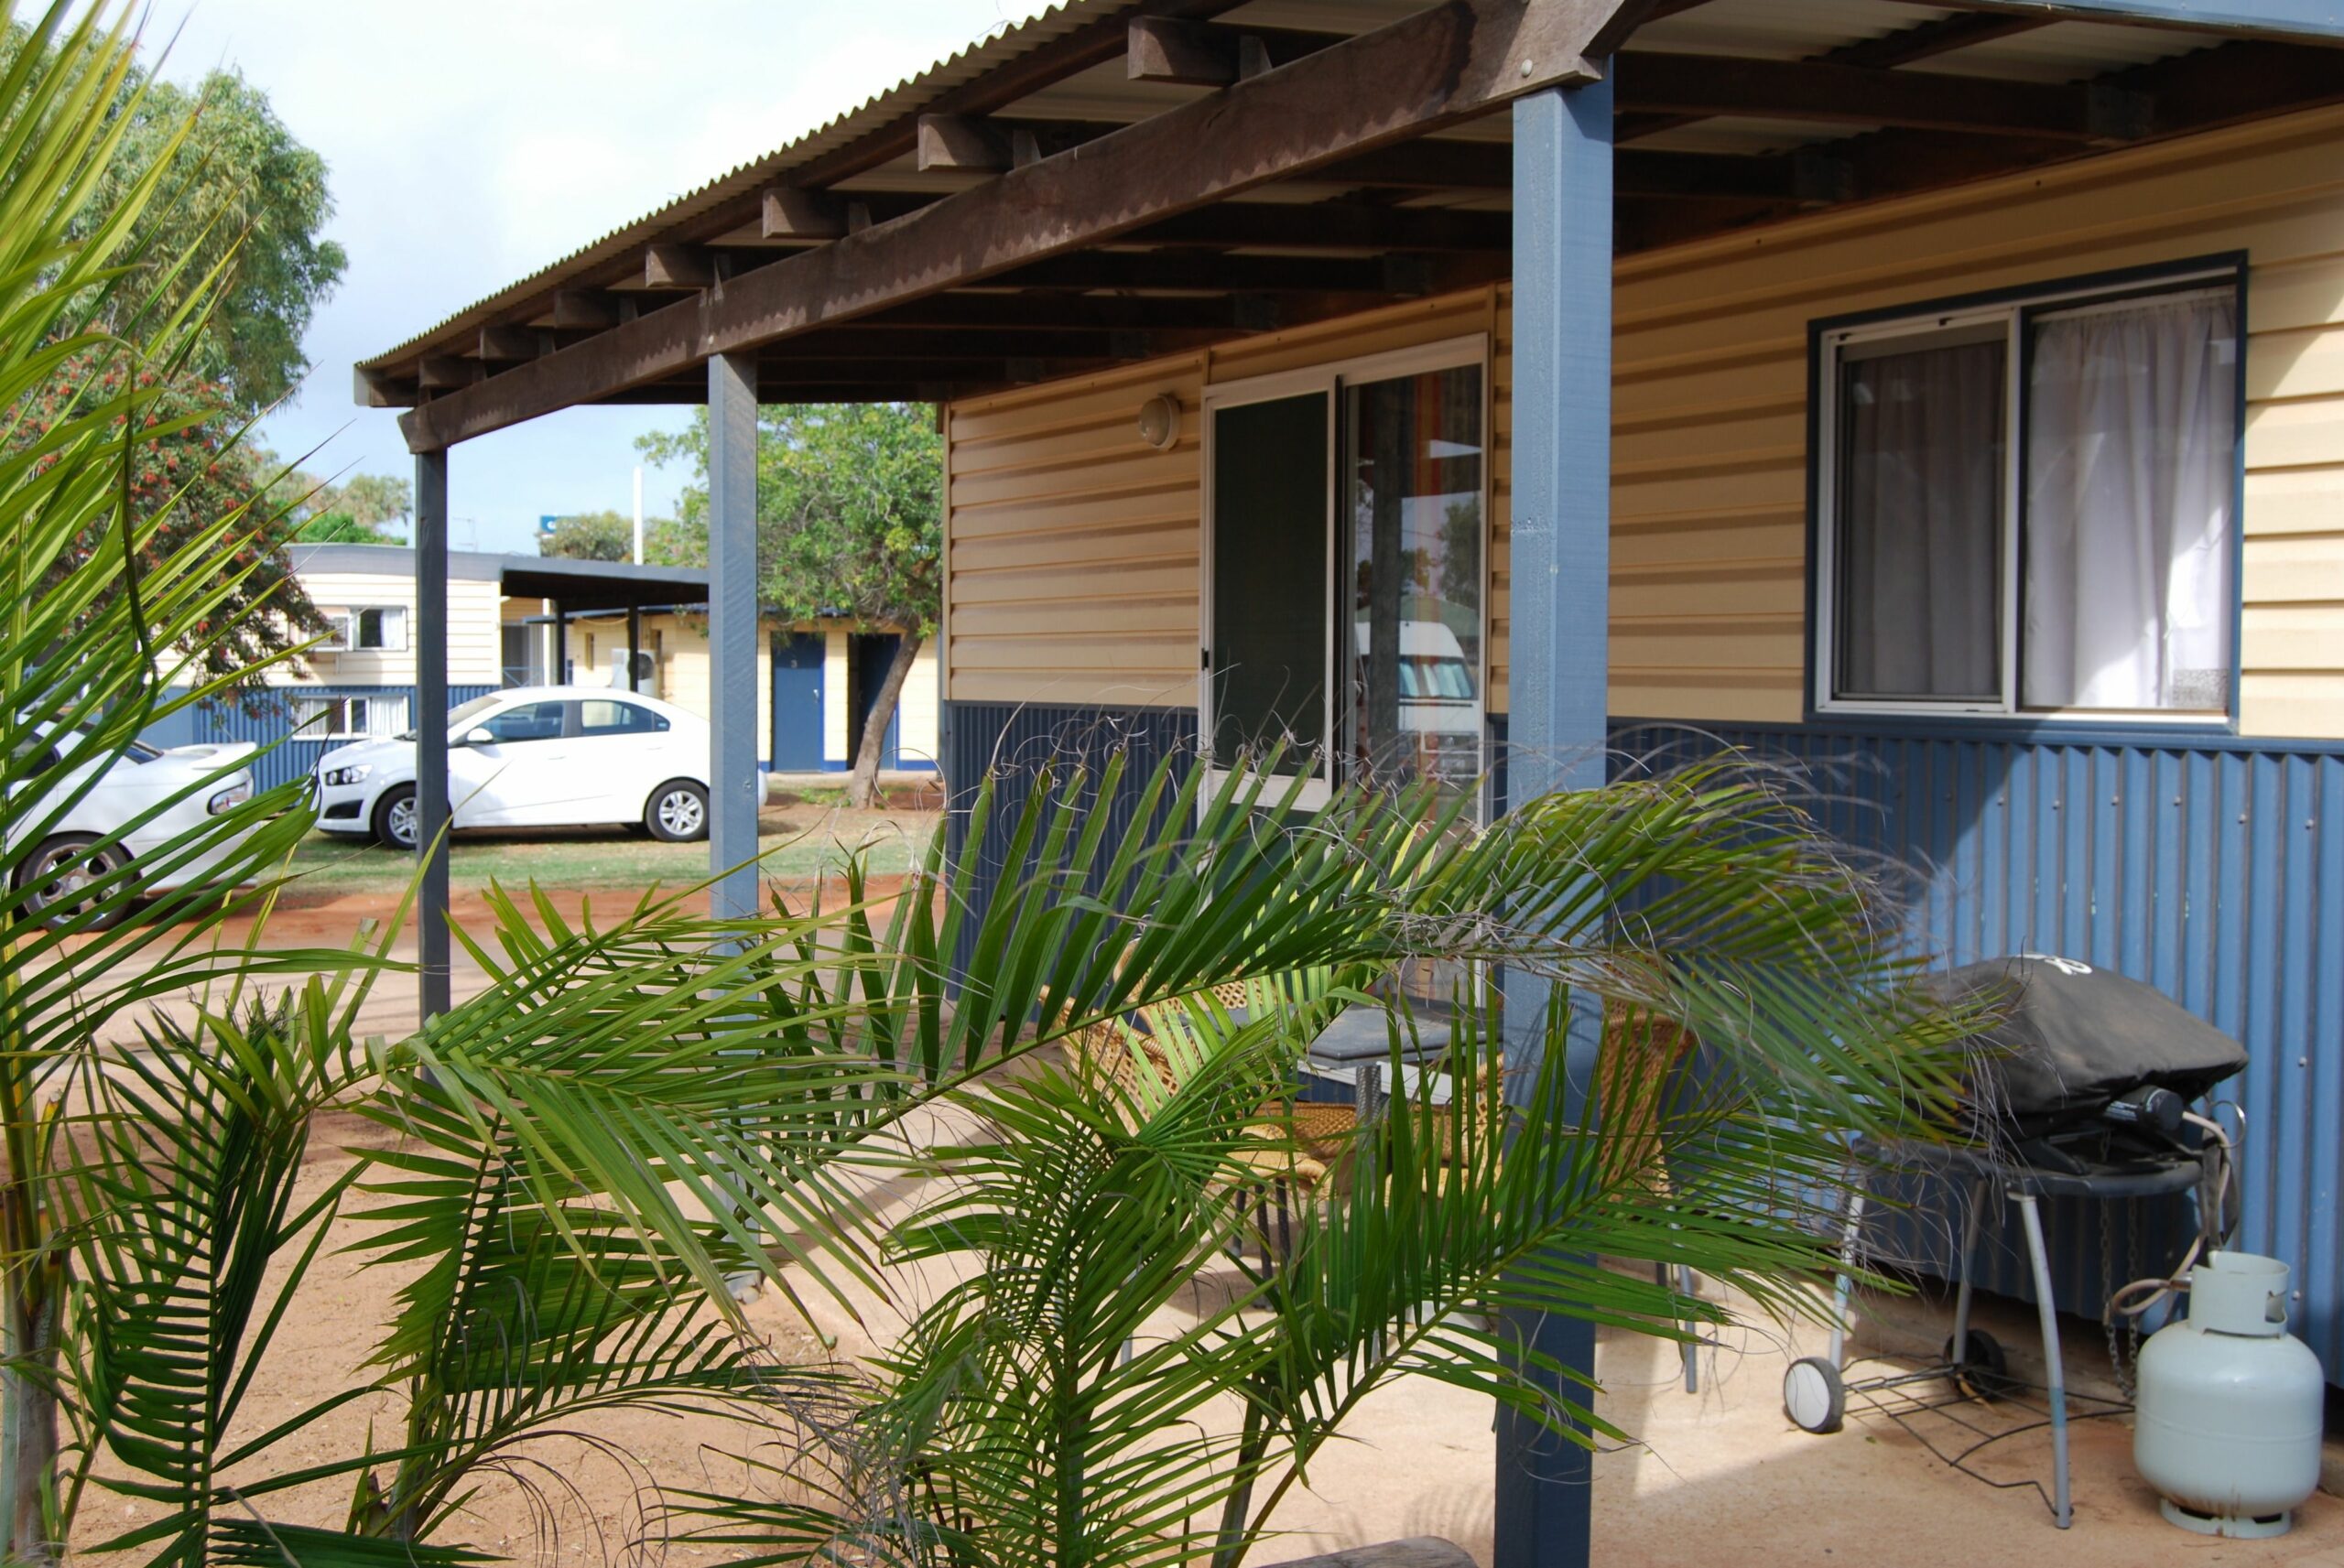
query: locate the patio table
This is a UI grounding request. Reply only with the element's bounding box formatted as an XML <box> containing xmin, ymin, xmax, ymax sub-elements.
<box><xmin>1214</xmin><ymin>1000</ymin><xmax>1455</xmax><ymax>1119</ymax></box>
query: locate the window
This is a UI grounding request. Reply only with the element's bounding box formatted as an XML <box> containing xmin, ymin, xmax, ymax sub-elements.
<box><xmin>319</xmin><ymin>606</ymin><xmax>408</xmax><ymax>654</ymax></box>
<box><xmin>576</xmin><ymin>698</ymin><xmax>667</xmax><ymax>736</ymax></box>
<box><xmin>1203</xmin><ymin>337</ymin><xmax>1487</xmax><ymax>816</ymax></box>
<box><xmin>291</xmin><ymin>695</ymin><xmax>409</xmax><ymax>741</ymax></box>
<box><xmin>1816</xmin><ymin>267</ymin><xmax>2241</xmax><ymax>719</ymax></box>
<box><xmin>472</xmin><ymin>700</ymin><xmax>566</xmax><ymax>743</ymax></box>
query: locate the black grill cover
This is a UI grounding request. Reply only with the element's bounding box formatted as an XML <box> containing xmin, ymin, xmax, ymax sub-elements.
<box><xmin>1927</xmin><ymin>956</ymin><xmax>2248</xmax><ymax>1141</ymax></box>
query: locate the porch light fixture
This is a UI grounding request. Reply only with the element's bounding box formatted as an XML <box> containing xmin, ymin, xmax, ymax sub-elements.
<box><xmin>1136</xmin><ymin>393</ymin><xmax>1180</xmax><ymax>450</ymax></box>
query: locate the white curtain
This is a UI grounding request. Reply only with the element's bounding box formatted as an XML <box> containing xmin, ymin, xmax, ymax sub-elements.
<box><xmin>1839</xmin><ymin>339</ymin><xmax>2005</xmax><ymax>699</ymax></box>
<box><xmin>2023</xmin><ymin>292</ymin><xmax>2237</xmax><ymax>710</ymax></box>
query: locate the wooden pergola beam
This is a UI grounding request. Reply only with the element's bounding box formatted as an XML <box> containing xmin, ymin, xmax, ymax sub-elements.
<box><xmin>1125</xmin><ymin>17</ymin><xmax>1337</xmax><ymax>84</ymax></box>
<box><xmin>548</xmin><ymin>289</ymin><xmax>620</xmax><ymax>329</ymax></box>
<box><xmin>761</xmin><ymin>187</ymin><xmax>879</xmax><ymax>239</ymax></box>
<box><xmin>1618</xmin><ymin>38</ymin><xmax>2344</xmax><ymax>249</ymax></box>
<box><xmin>1615</xmin><ymin>49</ymin><xmax>2123</xmax><ymax>141</ymax></box>
<box><xmin>644</xmin><ymin>244</ymin><xmax>717</xmax><ymax>289</ymax></box>
<box><xmin>1614</xmin><ymin>11</ymin><xmax>2050</xmax><ymax>143</ymax></box>
<box><xmin>1130</xmin><ymin>202</ymin><xmax>1511</xmax><ymax>252</ymax></box>
<box><xmin>400</xmin><ymin>0</ymin><xmax>1627</xmax><ymax>451</ymax></box>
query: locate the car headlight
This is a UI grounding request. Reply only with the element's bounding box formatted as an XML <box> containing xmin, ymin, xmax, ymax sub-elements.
<box><xmin>321</xmin><ymin>764</ymin><xmax>371</xmax><ymax>787</ymax></box>
<box><xmin>207</xmin><ymin>784</ymin><xmax>252</xmax><ymax>815</ymax></box>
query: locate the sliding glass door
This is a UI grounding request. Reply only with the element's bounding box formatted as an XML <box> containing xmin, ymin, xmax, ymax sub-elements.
<box><xmin>1202</xmin><ymin>338</ymin><xmax>1487</xmax><ymax>820</ymax></box>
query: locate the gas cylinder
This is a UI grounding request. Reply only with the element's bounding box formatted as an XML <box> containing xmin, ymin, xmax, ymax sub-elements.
<box><xmin>2132</xmin><ymin>1250</ymin><xmax>2325</xmax><ymax>1538</ymax></box>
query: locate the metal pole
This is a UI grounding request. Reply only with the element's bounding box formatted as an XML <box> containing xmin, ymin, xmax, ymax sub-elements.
<box><xmin>2017</xmin><ymin>1194</ymin><xmax>2074</xmax><ymax>1529</ymax></box>
<box><xmin>707</xmin><ymin>351</ymin><xmax>761</xmax><ymax>921</ymax></box>
<box><xmin>1492</xmin><ymin>69</ymin><xmax>1613</xmax><ymax>1568</ymax></box>
<box><xmin>627</xmin><ymin>600</ymin><xmax>643</xmax><ymax>692</ymax></box>
<box><xmin>414</xmin><ymin>449</ymin><xmax>451</xmax><ymax>1028</ymax></box>
<box><xmin>551</xmin><ymin>600</ymin><xmax>568</xmax><ymax>685</ymax></box>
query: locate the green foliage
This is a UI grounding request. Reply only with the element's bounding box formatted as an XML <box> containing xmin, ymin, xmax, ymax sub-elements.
<box><xmin>1</xmin><ymin>12</ymin><xmax>353</xmax><ymax>687</ymax></box>
<box><xmin>635</xmin><ymin>401</ymin><xmax>941</xmax><ymax>633</ymax></box>
<box><xmin>535</xmin><ymin>507</ymin><xmax>695</xmax><ymax>566</ymax></box>
<box><xmin>294</xmin><ymin>508</ymin><xmax>393</xmax><ymax>544</ymax></box>
<box><xmin>68</xmin><ymin>56</ymin><xmax>346</xmax><ymax>407</ymax></box>
<box><xmin>269</xmin><ymin>462</ymin><xmax>411</xmax><ymax>546</ymax></box>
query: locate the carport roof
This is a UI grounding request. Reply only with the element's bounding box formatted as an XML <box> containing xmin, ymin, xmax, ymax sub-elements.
<box><xmin>287</xmin><ymin>542</ymin><xmax>709</xmax><ymax>612</ymax></box>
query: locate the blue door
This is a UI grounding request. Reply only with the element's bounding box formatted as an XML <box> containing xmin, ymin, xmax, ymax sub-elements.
<box><xmin>850</xmin><ymin>633</ymin><xmax>904</xmax><ymax>770</ymax></box>
<box><xmin>769</xmin><ymin>633</ymin><xmax>824</xmax><ymax>771</ymax></box>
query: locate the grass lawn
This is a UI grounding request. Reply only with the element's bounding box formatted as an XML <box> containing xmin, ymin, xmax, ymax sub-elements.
<box><xmin>281</xmin><ymin>803</ymin><xmax>939</xmax><ymax>900</ymax></box>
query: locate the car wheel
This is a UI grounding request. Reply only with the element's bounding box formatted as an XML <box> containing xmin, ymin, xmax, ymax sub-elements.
<box><xmin>646</xmin><ymin>779</ymin><xmax>709</xmax><ymax>843</ymax></box>
<box><xmin>373</xmin><ymin>784</ymin><xmax>420</xmax><ymax>851</ymax></box>
<box><xmin>16</xmin><ymin>835</ymin><xmax>131</xmax><ymax>930</ymax></box>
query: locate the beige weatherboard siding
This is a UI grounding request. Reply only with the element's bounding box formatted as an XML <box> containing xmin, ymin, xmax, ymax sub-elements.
<box><xmin>941</xmin><ymin>103</ymin><xmax>2344</xmax><ymax>742</ymax></box>
<box><xmin>1610</xmin><ymin>102</ymin><xmax>2344</xmax><ymax>738</ymax></box>
<box><xmin>942</xmin><ymin>291</ymin><xmax>1505</xmax><ymax>710</ymax></box>
<box><xmin>286</xmin><ymin>571</ymin><xmax>503</xmax><ymax>687</ymax></box>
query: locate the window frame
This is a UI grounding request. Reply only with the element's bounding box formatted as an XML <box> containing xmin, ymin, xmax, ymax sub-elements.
<box><xmin>1807</xmin><ymin>255</ymin><xmax>2248</xmax><ymax>730</ymax></box>
<box><xmin>1198</xmin><ymin>331</ymin><xmax>1493</xmax><ymax>816</ymax></box>
<box><xmin>318</xmin><ymin>606</ymin><xmax>410</xmax><ymax>654</ymax></box>
<box><xmin>291</xmin><ymin>694</ymin><xmax>410</xmax><ymax>741</ymax></box>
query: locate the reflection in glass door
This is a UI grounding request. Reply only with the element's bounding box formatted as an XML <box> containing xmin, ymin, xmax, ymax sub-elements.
<box><xmin>1342</xmin><ymin>362</ymin><xmax>1485</xmax><ymax>818</ymax></box>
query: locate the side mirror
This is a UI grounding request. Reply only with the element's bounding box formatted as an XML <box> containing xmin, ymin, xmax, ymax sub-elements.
<box><xmin>463</xmin><ymin>727</ymin><xmax>495</xmax><ymax>747</ymax></box>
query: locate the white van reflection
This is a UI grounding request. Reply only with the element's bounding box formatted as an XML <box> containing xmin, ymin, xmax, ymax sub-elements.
<box><xmin>1351</xmin><ymin>619</ymin><xmax>1480</xmax><ymax>783</ymax></box>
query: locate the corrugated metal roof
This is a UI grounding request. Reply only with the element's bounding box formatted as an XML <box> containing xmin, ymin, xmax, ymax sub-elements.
<box><xmin>361</xmin><ymin>0</ymin><xmax>1121</xmax><ymax>369</ymax></box>
<box><xmin>360</xmin><ymin>0</ymin><xmax>2228</xmax><ymax>377</ymax></box>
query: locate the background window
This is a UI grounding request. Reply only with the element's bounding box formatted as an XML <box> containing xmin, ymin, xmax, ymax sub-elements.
<box><xmin>576</xmin><ymin>698</ymin><xmax>667</xmax><ymax>735</ymax></box>
<box><xmin>474</xmin><ymin>700</ymin><xmax>565</xmax><ymax>743</ymax></box>
<box><xmin>291</xmin><ymin>696</ymin><xmax>408</xmax><ymax>740</ymax></box>
<box><xmin>1820</xmin><ymin>275</ymin><xmax>2238</xmax><ymax>718</ymax></box>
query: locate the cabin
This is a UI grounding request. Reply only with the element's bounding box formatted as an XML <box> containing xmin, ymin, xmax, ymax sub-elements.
<box><xmin>154</xmin><ymin>544</ymin><xmax>939</xmax><ymax>789</ymax></box>
<box><xmin>357</xmin><ymin>4</ymin><xmax>2344</xmax><ymax>1559</ymax></box>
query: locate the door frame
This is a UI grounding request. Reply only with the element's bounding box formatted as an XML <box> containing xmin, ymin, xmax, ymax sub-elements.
<box><xmin>1198</xmin><ymin>331</ymin><xmax>1491</xmax><ymax>816</ymax></box>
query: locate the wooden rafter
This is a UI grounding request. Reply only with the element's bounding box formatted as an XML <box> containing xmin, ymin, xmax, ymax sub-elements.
<box><xmin>1614</xmin><ymin>10</ymin><xmax>2050</xmax><ymax>143</ymax></box>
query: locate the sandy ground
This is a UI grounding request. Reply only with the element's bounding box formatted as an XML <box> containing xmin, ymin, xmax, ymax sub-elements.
<box><xmin>44</xmin><ymin>880</ymin><xmax>2344</xmax><ymax>1565</ymax></box>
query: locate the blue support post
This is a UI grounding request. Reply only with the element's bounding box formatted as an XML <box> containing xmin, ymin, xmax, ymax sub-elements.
<box><xmin>414</xmin><ymin>448</ymin><xmax>451</xmax><ymax>1027</ymax></box>
<box><xmin>1493</xmin><ymin>69</ymin><xmax>1614</xmax><ymax>1568</ymax></box>
<box><xmin>707</xmin><ymin>351</ymin><xmax>761</xmax><ymax>921</ymax></box>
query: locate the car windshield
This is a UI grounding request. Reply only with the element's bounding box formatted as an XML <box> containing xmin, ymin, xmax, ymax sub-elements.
<box><xmin>25</xmin><ymin>723</ymin><xmax>162</xmax><ymax>766</ymax></box>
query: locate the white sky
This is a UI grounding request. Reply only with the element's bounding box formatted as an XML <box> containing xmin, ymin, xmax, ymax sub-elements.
<box><xmin>146</xmin><ymin>0</ymin><xmax>1058</xmax><ymax>553</ymax></box>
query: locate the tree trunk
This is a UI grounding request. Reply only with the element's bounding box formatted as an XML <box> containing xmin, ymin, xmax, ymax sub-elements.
<box><xmin>1</xmin><ymin>1252</ymin><xmax>63</xmax><ymax>1567</ymax></box>
<box><xmin>847</xmin><ymin>634</ymin><xmax>921</xmax><ymax>810</ymax></box>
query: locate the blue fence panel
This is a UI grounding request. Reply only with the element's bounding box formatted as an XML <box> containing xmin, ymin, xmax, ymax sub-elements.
<box><xmin>1612</xmin><ymin>721</ymin><xmax>2344</xmax><ymax>1385</ymax></box>
<box><xmin>146</xmin><ymin>686</ymin><xmax>497</xmax><ymax>796</ymax></box>
<box><xmin>940</xmin><ymin>701</ymin><xmax>1198</xmax><ymax>978</ymax></box>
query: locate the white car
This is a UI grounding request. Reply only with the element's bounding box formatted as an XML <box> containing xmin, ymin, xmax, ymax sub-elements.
<box><xmin>6</xmin><ymin>727</ymin><xmax>259</xmax><ymax>926</ymax></box>
<box><xmin>314</xmin><ymin>687</ymin><xmax>734</xmax><ymax>850</ymax></box>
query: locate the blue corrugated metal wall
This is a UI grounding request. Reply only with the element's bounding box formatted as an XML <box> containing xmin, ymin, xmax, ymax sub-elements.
<box><xmin>145</xmin><ymin>686</ymin><xmax>498</xmax><ymax>795</ymax></box>
<box><xmin>941</xmin><ymin>701</ymin><xmax>1198</xmax><ymax>975</ymax></box>
<box><xmin>1614</xmin><ymin>721</ymin><xmax>2344</xmax><ymax>1384</ymax></box>
<box><xmin>939</xmin><ymin>700</ymin><xmax>2343</xmax><ymax>1382</ymax></box>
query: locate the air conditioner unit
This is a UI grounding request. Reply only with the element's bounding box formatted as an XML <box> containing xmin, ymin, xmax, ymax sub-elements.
<box><xmin>608</xmin><ymin>648</ymin><xmax>657</xmax><ymax>693</ymax></box>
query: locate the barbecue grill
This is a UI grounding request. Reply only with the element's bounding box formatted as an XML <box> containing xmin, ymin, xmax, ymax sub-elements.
<box><xmin>1782</xmin><ymin>955</ymin><xmax>2248</xmax><ymax>1529</ymax></box>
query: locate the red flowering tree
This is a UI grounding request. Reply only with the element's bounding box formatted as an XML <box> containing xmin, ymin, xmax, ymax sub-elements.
<box><xmin>13</xmin><ymin>351</ymin><xmax>328</xmax><ymax>691</ymax></box>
